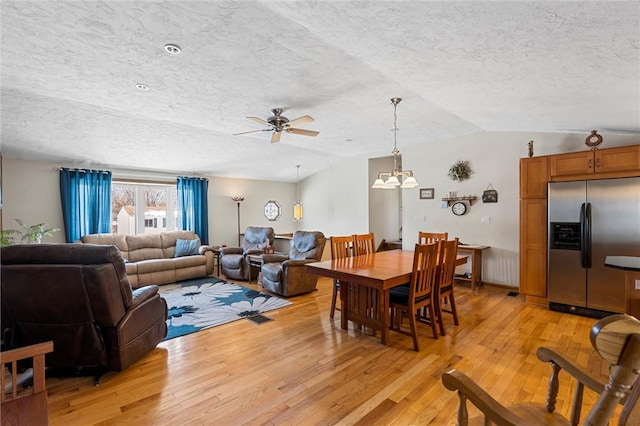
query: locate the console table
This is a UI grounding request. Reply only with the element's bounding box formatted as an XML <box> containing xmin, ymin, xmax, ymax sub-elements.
<box><xmin>456</xmin><ymin>245</ymin><xmax>490</xmax><ymax>291</ymax></box>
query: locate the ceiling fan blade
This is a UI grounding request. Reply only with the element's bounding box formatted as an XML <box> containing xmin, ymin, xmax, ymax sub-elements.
<box><xmin>271</xmin><ymin>131</ymin><xmax>282</xmax><ymax>143</ymax></box>
<box><xmin>233</xmin><ymin>129</ymin><xmax>270</xmax><ymax>136</ymax></box>
<box><xmin>287</xmin><ymin>115</ymin><xmax>315</xmax><ymax>127</ymax></box>
<box><xmin>286</xmin><ymin>128</ymin><xmax>319</xmax><ymax>137</ymax></box>
<box><xmin>247</xmin><ymin>116</ymin><xmax>269</xmax><ymax>126</ymax></box>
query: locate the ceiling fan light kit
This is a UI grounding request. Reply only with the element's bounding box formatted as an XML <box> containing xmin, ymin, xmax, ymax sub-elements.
<box><xmin>371</xmin><ymin>97</ymin><xmax>419</xmax><ymax>189</ymax></box>
<box><xmin>235</xmin><ymin>108</ymin><xmax>319</xmax><ymax>143</ymax></box>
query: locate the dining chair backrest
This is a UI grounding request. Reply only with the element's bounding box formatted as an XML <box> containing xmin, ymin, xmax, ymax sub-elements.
<box><xmin>330</xmin><ymin>235</ymin><xmax>354</xmax><ymax>260</ymax></box>
<box><xmin>410</xmin><ymin>242</ymin><xmax>440</xmax><ymax>303</ymax></box>
<box><xmin>418</xmin><ymin>231</ymin><xmax>448</xmax><ymax>244</ymax></box>
<box><xmin>438</xmin><ymin>238</ymin><xmax>459</xmax><ymax>290</ymax></box>
<box><xmin>353</xmin><ymin>233</ymin><xmax>375</xmax><ymax>255</ymax></box>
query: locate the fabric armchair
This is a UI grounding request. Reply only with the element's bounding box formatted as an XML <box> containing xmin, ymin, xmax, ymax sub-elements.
<box><xmin>261</xmin><ymin>230</ymin><xmax>326</xmax><ymax>296</ymax></box>
<box><xmin>220</xmin><ymin>226</ymin><xmax>275</xmax><ymax>280</ymax></box>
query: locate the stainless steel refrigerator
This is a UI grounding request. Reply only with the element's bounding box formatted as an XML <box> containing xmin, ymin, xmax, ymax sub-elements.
<box><xmin>548</xmin><ymin>177</ymin><xmax>640</xmax><ymax>317</ymax></box>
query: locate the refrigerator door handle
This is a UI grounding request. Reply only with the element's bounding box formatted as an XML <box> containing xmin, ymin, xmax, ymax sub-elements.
<box><xmin>580</xmin><ymin>203</ymin><xmax>587</xmax><ymax>268</ymax></box>
<box><xmin>585</xmin><ymin>202</ymin><xmax>592</xmax><ymax>268</ymax></box>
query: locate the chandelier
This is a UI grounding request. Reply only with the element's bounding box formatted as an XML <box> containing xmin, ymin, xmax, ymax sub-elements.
<box><xmin>371</xmin><ymin>97</ymin><xmax>419</xmax><ymax>189</ymax></box>
<box><xmin>293</xmin><ymin>165</ymin><xmax>303</xmax><ymax>221</ymax></box>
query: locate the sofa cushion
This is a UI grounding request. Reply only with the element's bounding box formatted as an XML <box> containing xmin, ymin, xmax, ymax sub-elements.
<box><xmin>80</xmin><ymin>233</ymin><xmax>129</xmax><ymax>260</ymax></box>
<box><xmin>175</xmin><ymin>238</ymin><xmax>200</xmax><ymax>257</ymax></box>
<box><xmin>160</xmin><ymin>230</ymin><xmax>199</xmax><ymax>258</ymax></box>
<box><xmin>126</xmin><ymin>234</ymin><xmax>163</xmax><ymax>262</ymax></box>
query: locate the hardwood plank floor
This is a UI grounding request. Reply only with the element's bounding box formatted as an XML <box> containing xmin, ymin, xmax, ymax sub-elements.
<box><xmin>45</xmin><ymin>277</ymin><xmax>617</xmax><ymax>425</ymax></box>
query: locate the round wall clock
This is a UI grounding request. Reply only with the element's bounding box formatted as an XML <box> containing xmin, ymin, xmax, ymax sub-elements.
<box><xmin>451</xmin><ymin>201</ymin><xmax>467</xmax><ymax>216</ymax></box>
<box><xmin>263</xmin><ymin>200</ymin><xmax>282</xmax><ymax>221</ymax></box>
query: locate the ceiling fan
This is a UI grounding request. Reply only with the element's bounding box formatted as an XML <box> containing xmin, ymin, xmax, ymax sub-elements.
<box><xmin>234</xmin><ymin>108</ymin><xmax>319</xmax><ymax>143</ymax></box>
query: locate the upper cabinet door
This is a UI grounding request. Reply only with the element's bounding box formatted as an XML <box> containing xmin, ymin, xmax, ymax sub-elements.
<box><xmin>520</xmin><ymin>157</ymin><xmax>549</xmax><ymax>199</ymax></box>
<box><xmin>594</xmin><ymin>145</ymin><xmax>640</xmax><ymax>173</ymax></box>
<box><xmin>549</xmin><ymin>151</ymin><xmax>594</xmax><ymax>177</ymax></box>
<box><xmin>550</xmin><ymin>146</ymin><xmax>640</xmax><ymax>178</ymax></box>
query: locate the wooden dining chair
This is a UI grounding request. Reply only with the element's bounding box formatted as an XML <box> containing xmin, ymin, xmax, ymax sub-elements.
<box><xmin>353</xmin><ymin>233</ymin><xmax>375</xmax><ymax>255</ymax></box>
<box><xmin>442</xmin><ymin>314</ymin><xmax>640</xmax><ymax>425</ymax></box>
<box><xmin>329</xmin><ymin>235</ymin><xmax>355</xmax><ymax>319</ymax></box>
<box><xmin>418</xmin><ymin>231</ymin><xmax>448</xmax><ymax>244</ymax></box>
<box><xmin>435</xmin><ymin>238</ymin><xmax>459</xmax><ymax>336</ymax></box>
<box><xmin>389</xmin><ymin>242</ymin><xmax>440</xmax><ymax>351</ymax></box>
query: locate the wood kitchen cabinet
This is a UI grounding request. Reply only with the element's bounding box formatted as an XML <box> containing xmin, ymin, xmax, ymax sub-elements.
<box><xmin>520</xmin><ymin>156</ymin><xmax>548</xmax><ymax>199</ymax></box>
<box><xmin>550</xmin><ymin>145</ymin><xmax>640</xmax><ymax>178</ymax></box>
<box><xmin>519</xmin><ymin>156</ymin><xmax>549</xmax><ymax>301</ymax></box>
<box><xmin>519</xmin><ymin>198</ymin><xmax>548</xmax><ymax>299</ymax></box>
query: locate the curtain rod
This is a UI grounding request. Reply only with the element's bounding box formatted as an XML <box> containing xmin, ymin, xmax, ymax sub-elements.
<box><xmin>57</xmin><ymin>167</ymin><xmax>111</xmax><ymax>174</ymax></box>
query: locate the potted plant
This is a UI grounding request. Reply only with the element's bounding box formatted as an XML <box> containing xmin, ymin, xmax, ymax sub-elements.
<box><xmin>0</xmin><ymin>219</ymin><xmax>60</xmax><ymax>246</ymax></box>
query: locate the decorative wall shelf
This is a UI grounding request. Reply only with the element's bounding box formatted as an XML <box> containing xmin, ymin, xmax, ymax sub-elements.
<box><xmin>441</xmin><ymin>196</ymin><xmax>478</xmax><ymax>206</ymax></box>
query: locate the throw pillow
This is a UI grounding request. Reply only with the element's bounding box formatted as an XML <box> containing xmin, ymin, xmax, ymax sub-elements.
<box><xmin>175</xmin><ymin>238</ymin><xmax>200</xmax><ymax>257</ymax></box>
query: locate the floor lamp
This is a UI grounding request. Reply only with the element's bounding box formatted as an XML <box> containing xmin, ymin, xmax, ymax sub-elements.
<box><xmin>231</xmin><ymin>196</ymin><xmax>244</xmax><ymax>246</ymax></box>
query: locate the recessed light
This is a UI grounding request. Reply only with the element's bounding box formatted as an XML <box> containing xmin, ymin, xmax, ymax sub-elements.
<box><xmin>135</xmin><ymin>83</ymin><xmax>149</xmax><ymax>90</ymax></box>
<box><xmin>164</xmin><ymin>44</ymin><xmax>181</xmax><ymax>55</ymax></box>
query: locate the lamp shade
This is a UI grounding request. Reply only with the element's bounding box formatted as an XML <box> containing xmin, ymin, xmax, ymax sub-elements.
<box><xmin>371</xmin><ymin>178</ymin><xmax>386</xmax><ymax>188</ymax></box>
<box><xmin>385</xmin><ymin>176</ymin><xmax>400</xmax><ymax>187</ymax></box>
<box><xmin>400</xmin><ymin>176</ymin><xmax>418</xmax><ymax>188</ymax></box>
<box><xmin>293</xmin><ymin>202</ymin><xmax>303</xmax><ymax>221</ymax></box>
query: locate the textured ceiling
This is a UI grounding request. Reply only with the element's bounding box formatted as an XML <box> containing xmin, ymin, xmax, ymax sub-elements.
<box><xmin>1</xmin><ymin>1</ymin><xmax>638</xmax><ymax>182</ymax></box>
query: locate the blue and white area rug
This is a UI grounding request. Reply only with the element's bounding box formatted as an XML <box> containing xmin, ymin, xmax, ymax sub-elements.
<box><xmin>160</xmin><ymin>277</ymin><xmax>293</xmax><ymax>340</ymax></box>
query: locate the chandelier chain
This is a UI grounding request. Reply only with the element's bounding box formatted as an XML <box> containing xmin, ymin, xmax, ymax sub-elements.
<box><xmin>393</xmin><ymin>100</ymin><xmax>398</xmax><ymax>151</ymax></box>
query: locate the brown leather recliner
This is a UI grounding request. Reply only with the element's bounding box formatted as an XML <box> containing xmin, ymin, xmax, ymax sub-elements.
<box><xmin>261</xmin><ymin>230</ymin><xmax>326</xmax><ymax>296</ymax></box>
<box><xmin>219</xmin><ymin>226</ymin><xmax>275</xmax><ymax>280</ymax></box>
<box><xmin>1</xmin><ymin>244</ymin><xmax>167</xmax><ymax>377</ymax></box>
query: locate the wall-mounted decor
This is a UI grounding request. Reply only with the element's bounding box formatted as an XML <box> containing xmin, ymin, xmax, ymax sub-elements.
<box><xmin>448</xmin><ymin>160</ymin><xmax>473</xmax><ymax>182</ymax></box>
<box><xmin>263</xmin><ymin>200</ymin><xmax>282</xmax><ymax>221</ymax></box>
<box><xmin>585</xmin><ymin>130</ymin><xmax>603</xmax><ymax>149</ymax></box>
<box><xmin>451</xmin><ymin>201</ymin><xmax>468</xmax><ymax>216</ymax></box>
<box><xmin>482</xmin><ymin>184</ymin><xmax>498</xmax><ymax>203</ymax></box>
<box><xmin>419</xmin><ymin>188</ymin><xmax>434</xmax><ymax>199</ymax></box>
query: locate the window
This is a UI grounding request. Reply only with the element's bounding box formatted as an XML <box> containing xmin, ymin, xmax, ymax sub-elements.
<box><xmin>112</xmin><ymin>182</ymin><xmax>177</xmax><ymax>235</ymax></box>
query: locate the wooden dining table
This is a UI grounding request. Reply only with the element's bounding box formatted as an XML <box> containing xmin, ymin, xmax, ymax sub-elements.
<box><xmin>306</xmin><ymin>249</ymin><xmax>467</xmax><ymax>346</ymax></box>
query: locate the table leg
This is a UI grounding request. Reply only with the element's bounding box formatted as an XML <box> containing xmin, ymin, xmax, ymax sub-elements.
<box><xmin>381</xmin><ymin>289</ymin><xmax>389</xmax><ymax>345</ymax></box>
<box><xmin>470</xmin><ymin>250</ymin><xmax>483</xmax><ymax>291</ymax></box>
<box><xmin>340</xmin><ymin>281</ymin><xmax>348</xmax><ymax>330</ymax></box>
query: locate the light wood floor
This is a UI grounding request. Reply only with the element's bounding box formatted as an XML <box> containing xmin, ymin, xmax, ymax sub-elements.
<box><xmin>45</xmin><ymin>277</ymin><xmax>615</xmax><ymax>425</ymax></box>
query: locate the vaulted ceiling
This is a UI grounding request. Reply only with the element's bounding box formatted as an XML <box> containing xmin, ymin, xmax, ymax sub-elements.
<box><xmin>1</xmin><ymin>1</ymin><xmax>638</xmax><ymax>182</ymax></box>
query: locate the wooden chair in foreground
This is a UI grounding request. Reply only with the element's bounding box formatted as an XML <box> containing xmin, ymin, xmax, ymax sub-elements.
<box><xmin>329</xmin><ymin>235</ymin><xmax>355</xmax><ymax>319</ymax></box>
<box><xmin>389</xmin><ymin>242</ymin><xmax>440</xmax><ymax>350</ymax></box>
<box><xmin>434</xmin><ymin>238</ymin><xmax>460</xmax><ymax>336</ymax></box>
<box><xmin>418</xmin><ymin>231</ymin><xmax>448</xmax><ymax>244</ymax></box>
<box><xmin>442</xmin><ymin>314</ymin><xmax>640</xmax><ymax>425</ymax></box>
<box><xmin>1</xmin><ymin>341</ymin><xmax>53</xmax><ymax>426</ymax></box>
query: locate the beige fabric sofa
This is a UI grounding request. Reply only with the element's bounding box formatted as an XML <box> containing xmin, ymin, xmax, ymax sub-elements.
<box><xmin>81</xmin><ymin>230</ymin><xmax>216</xmax><ymax>288</ymax></box>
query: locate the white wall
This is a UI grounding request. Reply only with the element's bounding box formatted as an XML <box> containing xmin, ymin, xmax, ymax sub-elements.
<box><xmin>207</xmin><ymin>176</ymin><xmax>298</xmax><ymax>247</ymax></box>
<box><xmin>2</xmin><ymin>159</ymin><xmax>65</xmax><ymax>243</ymax></box>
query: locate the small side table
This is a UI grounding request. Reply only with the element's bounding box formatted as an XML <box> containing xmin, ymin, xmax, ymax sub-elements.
<box><xmin>213</xmin><ymin>248</ymin><xmax>222</xmax><ymax>276</ymax></box>
<box><xmin>456</xmin><ymin>245</ymin><xmax>490</xmax><ymax>291</ymax></box>
<box><xmin>247</xmin><ymin>254</ymin><xmax>264</xmax><ymax>284</ymax></box>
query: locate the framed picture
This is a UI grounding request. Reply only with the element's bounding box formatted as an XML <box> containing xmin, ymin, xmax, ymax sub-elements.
<box><xmin>419</xmin><ymin>188</ymin><xmax>434</xmax><ymax>199</ymax></box>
